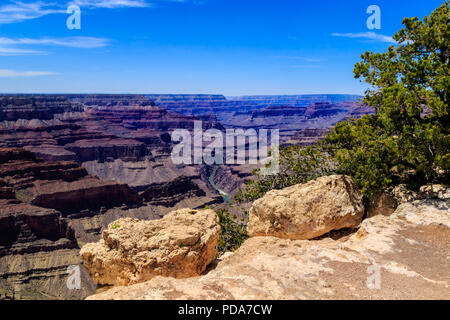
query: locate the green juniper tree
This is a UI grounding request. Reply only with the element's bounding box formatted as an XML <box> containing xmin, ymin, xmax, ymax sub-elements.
<box><xmin>325</xmin><ymin>1</ymin><xmax>449</xmax><ymax>196</ymax></box>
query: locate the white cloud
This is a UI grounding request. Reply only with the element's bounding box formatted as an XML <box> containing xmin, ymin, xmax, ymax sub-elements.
<box><xmin>0</xmin><ymin>0</ymin><xmax>202</xmax><ymax>24</ymax></box>
<box><xmin>0</xmin><ymin>47</ymin><xmax>46</xmax><ymax>55</ymax></box>
<box><xmin>0</xmin><ymin>0</ymin><xmax>149</xmax><ymax>24</ymax></box>
<box><xmin>0</xmin><ymin>36</ymin><xmax>110</xmax><ymax>48</ymax></box>
<box><xmin>0</xmin><ymin>1</ymin><xmax>65</xmax><ymax>24</ymax></box>
<box><xmin>69</xmin><ymin>0</ymin><xmax>150</xmax><ymax>8</ymax></box>
<box><xmin>331</xmin><ymin>32</ymin><xmax>396</xmax><ymax>44</ymax></box>
<box><xmin>0</xmin><ymin>69</ymin><xmax>58</xmax><ymax>77</ymax></box>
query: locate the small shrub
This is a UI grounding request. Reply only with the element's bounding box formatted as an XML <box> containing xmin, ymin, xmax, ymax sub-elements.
<box><xmin>216</xmin><ymin>209</ymin><xmax>249</xmax><ymax>255</ymax></box>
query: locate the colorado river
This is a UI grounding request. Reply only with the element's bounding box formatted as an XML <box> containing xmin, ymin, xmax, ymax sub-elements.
<box><xmin>208</xmin><ymin>166</ymin><xmax>231</xmax><ymax>204</ymax></box>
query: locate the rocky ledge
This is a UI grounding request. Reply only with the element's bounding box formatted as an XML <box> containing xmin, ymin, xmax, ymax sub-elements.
<box><xmin>0</xmin><ymin>148</ymin><xmax>139</xmax><ymax>216</ymax></box>
<box><xmin>139</xmin><ymin>176</ymin><xmax>206</xmax><ymax>207</ymax></box>
<box><xmin>84</xmin><ymin>175</ymin><xmax>449</xmax><ymax>300</ymax></box>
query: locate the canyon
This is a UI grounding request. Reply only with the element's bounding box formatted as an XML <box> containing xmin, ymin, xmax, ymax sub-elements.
<box><xmin>0</xmin><ymin>93</ymin><xmax>374</xmax><ymax>299</ymax></box>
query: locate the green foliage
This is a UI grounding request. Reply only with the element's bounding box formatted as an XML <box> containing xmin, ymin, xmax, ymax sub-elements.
<box><xmin>111</xmin><ymin>224</ymin><xmax>121</xmax><ymax>229</ymax></box>
<box><xmin>325</xmin><ymin>2</ymin><xmax>449</xmax><ymax>196</ymax></box>
<box><xmin>234</xmin><ymin>145</ymin><xmax>335</xmax><ymax>203</ymax></box>
<box><xmin>216</xmin><ymin>209</ymin><xmax>248</xmax><ymax>255</ymax></box>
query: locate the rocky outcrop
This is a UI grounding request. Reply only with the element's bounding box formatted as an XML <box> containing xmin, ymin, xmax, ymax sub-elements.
<box><xmin>23</xmin><ymin>145</ymin><xmax>77</xmax><ymax>162</ymax></box>
<box><xmin>17</xmin><ymin>178</ymin><xmax>139</xmax><ymax>215</ymax></box>
<box><xmin>0</xmin><ymin>147</ymin><xmax>145</xmax><ymax>299</ymax></box>
<box><xmin>285</xmin><ymin>128</ymin><xmax>330</xmax><ymax>146</ymax></box>
<box><xmin>231</xmin><ymin>94</ymin><xmax>362</xmax><ymax>106</ymax></box>
<box><xmin>208</xmin><ymin>165</ymin><xmax>255</xmax><ymax>199</ymax></box>
<box><xmin>80</xmin><ymin>208</ymin><xmax>220</xmax><ymax>286</ymax></box>
<box><xmin>249</xmin><ymin>105</ymin><xmax>307</xmax><ymax>118</ymax></box>
<box><xmin>140</xmin><ymin>176</ymin><xmax>206</xmax><ymax>206</ymax></box>
<box><xmin>65</xmin><ymin>138</ymin><xmax>147</xmax><ymax>162</ymax></box>
<box><xmin>419</xmin><ymin>184</ymin><xmax>450</xmax><ymax>200</ymax></box>
<box><xmin>247</xmin><ymin>175</ymin><xmax>364</xmax><ymax>240</ymax></box>
<box><xmin>0</xmin><ymin>152</ymin><xmax>88</xmax><ymax>191</ymax></box>
<box><xmin>0</xmin><ymin>199</ymin><xmax>76</xmax><ymax>256</ymax></box>
<box><xmin>0</xmin><ymin>96</ymin><xmax>82</xmax><ymax>121</ymax></box>
<box><xmin>366</xmin><ymin>184</ymin><xmax>417</xmax><ymax>218</ymax></box>
<box><xmin>87</xmin><ymin>191</ymin><xmax>449</xmax><ymax>300</ymax></box>
<box><xmin>0</xmin><ymin>148</ymin><xmax>36</xmax><ymax>164</ymax></box>
<box><xmin>366</xmin><ymin>183</ymin><xmax>449</xmax><ymax>218</ymax></box>
<box><xmin>81</xmin><ymin>158</ymin><xmax>200</xmax><ymax>189</ymax></box>
<box><xmin>0</xmin><ymin>172</ymin><xmax>96</xmax><ymax>299</ymax></box>
<box><xmin>65</xmin><ymin>94</ymin><xmax>155</xmax><ymax>107</ymax></box>
<box><xmin>0</xmin><ymin>148</ymin><xmax>139</xmax><ymax>216</ymax></box>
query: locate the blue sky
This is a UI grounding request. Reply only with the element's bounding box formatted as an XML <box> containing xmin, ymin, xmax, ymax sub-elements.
<box><xmin>0</xmin><ymin>0</ymin><xmax>444</xmax><ymax>95</ymax></box>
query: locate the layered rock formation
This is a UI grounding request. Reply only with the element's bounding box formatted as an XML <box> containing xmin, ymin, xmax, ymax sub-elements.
<box><xmin>0</xmin><ymin>96</ymin><xmax>82</xmax><ymax>121</ymax></box>
<box><xmin>0</xmin><ymin>148</ymin><xmax>148</xmax><ymax>299</ymax></box>
<box><xmin>18</xmin><ymin>178</ymin><xmax>139</xmax><ymax>216</ymax></box>
<box><xmin>0</xmin><ymin>200</ymin><xmax>76</xmax><ymax>257</ymax></box>
<box><xmin>149</xmin><ymin>94</ymin><xmax>372</xmax><ymax>147</ymax></box>
<box><xmin>284</xmin><ymin>128</ymin><xmax>330</xmax><ymax>146</ymax></box>
<box><xmin>0</xmin><ymin>148</ymin><xmax>99</xmax><ymax>300</ymax></box>
<box><xmin>81</xmin><ymin>208</ymin><xmax>220</xmax><ymax>286</ymax></box>
<box><xmin>230</xmin><ymin>94</ymin><xmax>362</xmax><ymax>106</ymax></box>
<box><xmin>86</xmin><ymin>184</ymin><xmax>449</xmax><ymax>300</ymax></box>
<box><xmin>65</xmin><ymin>94</ymin><xmax>155</xmax><ymax>107</ymax></box>
<box><xmin>0</xmin><ymin>148</ymin><xmax>139</xmax><ymax>216</ymax></box>
<box><xmin>140</xmin><ymin>176</ymin><xmax>206</xmax><ymax>207</ymax></box>
<box><xmin>221</xmin><ymin>102</ymin><xmax>370</xmax><ymax>131</ymax></box>
<box><xmin>247</xmin><ymin>175</ymin><xmax>364</xmax><ymax>239</ymax></box>
<box><xmin>64</xmin><ymin>138</ymin><xmax>147</xmax><ymax>163</ymax></box>
<box><xmin>0</xmin><ymin>95</ymin><xmax>221</xmax><ymax>164</ymax></box>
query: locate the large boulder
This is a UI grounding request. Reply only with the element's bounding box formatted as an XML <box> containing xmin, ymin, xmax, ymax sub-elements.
<box><xmin>247</xmin><ymin>175</ymin><xmax>364</xmax><ymax>240</ymax></box>
<box><xmin>80</xmin><ymin>208</ymin><xmax>220</xmax><ymax>286</ymax></box>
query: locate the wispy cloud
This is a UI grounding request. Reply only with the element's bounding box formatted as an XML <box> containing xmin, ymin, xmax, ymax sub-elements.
<box><xmin>0</xmin><ymin>1</ymin><xmax>65</xmax><ymax>24</ymax></box>
<box><xmin>0</xmin><ymin>36</ymin><xmax>110</xmax><ymax>48</ymax></box>
<box><xmin>0</xmin><ymin>47</ymin><xmax>46</xmax><ymax>56</ymax></box>
<box><xmin>0</xmin><ymin>36</ymin><xmax>109</xmax><ymax>56</ymax></box>
<box><xmin>0</xmin><ymin>0</ymin><xmax>198</xmax><ymax>55</ymax></box>
<box><xmin>0</xmin><ymin>69</ymin><xmax>58</xmax><ymax>77</ymax></box>
<box><xmin>331</xmin><ymin>32</ymin><xmax>396</xmax><ymax>44</ymax></box>
<box><xmin>69</xmin><ymin>0</ymin><xmax>150</xmax><ymax>8</ymax></box>
<box><xmin>0</xmin><ymin>0</ymin><xmax>201</xmax><ymax>24</ymax></box>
